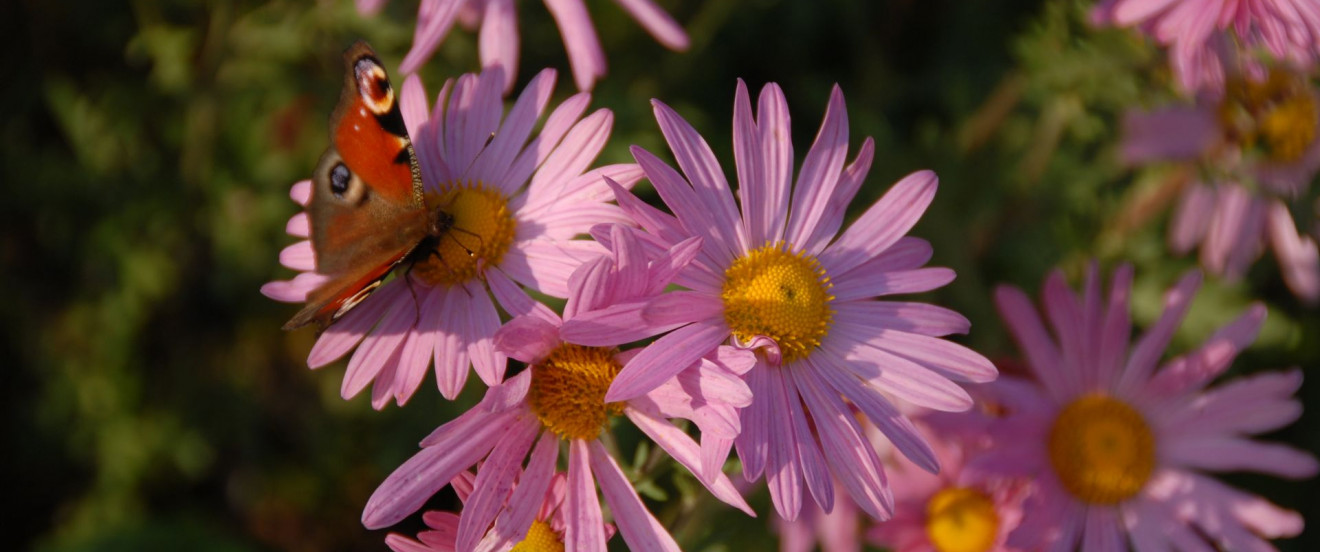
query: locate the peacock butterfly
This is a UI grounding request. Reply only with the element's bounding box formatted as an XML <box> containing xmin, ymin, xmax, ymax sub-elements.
<box><xmin>282</xmin><ymin>41</ymin><xmax>453</xmax><ymax>331</ymax></box>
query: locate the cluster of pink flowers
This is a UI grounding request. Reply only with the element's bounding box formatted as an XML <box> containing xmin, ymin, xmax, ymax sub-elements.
<box><xmin>1093</xmin><ymin>0</ymin><xmax>1320</xmax><ymax>303</ymax></box>
<box><xmin>265</xmin><ymin>1</ymin><xmax>1314</xmax><ymax>550</ymax></box>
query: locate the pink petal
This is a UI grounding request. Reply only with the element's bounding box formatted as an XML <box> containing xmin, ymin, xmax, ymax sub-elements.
<box><xmin>400</xmin><ymin>0</ymin><xmax>464</xmax><ymax>75</ymax></box>
<box><xmin>994</xmin><ymin>284</ymin><xmax>1068</xmax><ymax>397</ymax></box>
<box><xmin>279</xmin><ymin>241</ymin><xmax>315</xmax><ymax>272</ymax></box>
<box><xmin>804</xmin><ymin>136</ymin><xmax>875</xmax><ymax>255</ymax></box>
<box><xmin>830</xmin><ymin>267</ymin><xmax>956</xmax><ymax>301</ymax></box>
<box><xmin>613</xmin><ymin>0</ymin><xmax>689</xmax><ymax>50</ymax></box>
<box><xmin>564</xmin><ymin>439</ymin><xmax>608</xmax><ymax>552</ymax></box>
<box><xmin>362</xmin><ymin>410</ymin><xmax>528</xmax><ymax>529</ymax></box>
<box><xmin>487</xmin><ymin>267</ymin><xmax>560</xmax><ymax>323</ymax></box>
<box><xmin>605</xmin><ymin>318</ymin><xmax>730</xmax><ymax>401</ymax></box>
<box><xmin>526</xmin><ymin>110</ymin><xmax>613</xmax><ymax>203</ymax></box>
<box><xmin>455</xmin><ymin>419</ymin><xmax>540</xmax><ymax>552</ymax></box>
<box><xmin>763</xmin><ymin>369</ymin><xmax>807</xmax><ymax>520</ymax></box>
<box><xmin>1170</xmin><ymin>183</ymin><xmax>1215</xmax><ymax>254</ymax></box>
<box><xmin>587</xmin><ymin>440</ymin><xmax>682</xmax><ymax>552</ymax></box>
<box><xmin>1120</xmin><ymin>106</ymin><xmax>1217</xmax><ymax>163</ymax></box>
<box><xmin>810</xmin><ymin>350</ymin><xmax>939</xmax><ymax>474</ymax></box>
<box><xmin>651</xmin><ymin>100</ymin><xmax>747</xmax><ymax>256</ymax></box>
<box><xmin>1163</xmin><ymin>437</ymin><xmax>1318</xmax><ymax>478</ymax></box>
<box><xmin>1118</xmin><ymin>270</ymin><xmax>1201</xmax><ymax>395</ymax></box>
<box><xmin>624</xmin><ymin>407</ymin><xmax>754</xmax><ymax>515</ymax></box>
<box><xmin>470</xmin><ymin>69</ymin><xmax>555</xmax><ymax>184</ymax></box>
<box><xmin>543</xmin><ymin>0</ymin><xmax>606</xmax><ymax>91</ymax></box>
<box><xmin>817</xmin><ymin>170</ymin><xmax>938</xmax><ymax>276</ymax></box>
<box><xmin>503</xmin><ymin>239</ymin><xmax>605</xmax><ymax>298</ymax></box>
<box><xmin>494</xmin><ymin>314</ymin><xmax>561</xmax><ymax>364</ymax></box>
<box><xmin>756</xmin><ymin>83</ymin><xmax>793</xmax><ymax>244</ymax></box>
<box><xmin>306</xmin><ymin>281</ymin><xmax>405</xmax><ymax>368</ymax></box>
<box><xmin>832</xmin><ymin>301</ymin><xmax>970</xmax><ymax>337</ymax></box>
<box><xmin>1266</xmin><ymin>200</ymin><xmax>1320</xmax><ymax>303</ymax></box>
<box><xmin>785</xmin><ymin>86</ymin><xmax>849</xmax><ymax>249</ymax></box>
<box><xmin>788</xmin><ymin>365</ymin><xmax>894</xmax><ymax>520</ymax></box>
<box><xmin>289</xmin><ymin>179</ymin><xmax>311</xmax><ymax>205</ymax></box>
<box><xmin>477</xmin><ymin>0</ymin><xmax>518</xmax><ymax>92</ymax></box>
<box><xmin>483</xmin><ymin>431</ymin><xmax>559</xmax><ymax>551</ymax></box>
<box><xmin>285</xmin><ymin>212</ymin><xmax>310</xmax><ymax>238</ymax></box>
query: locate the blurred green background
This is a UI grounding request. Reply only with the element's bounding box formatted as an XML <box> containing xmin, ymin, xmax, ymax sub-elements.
<box><xmin>3</xmin><ymin>0</ymin><xmax>1316</xmax><ymax>550</ymax></box>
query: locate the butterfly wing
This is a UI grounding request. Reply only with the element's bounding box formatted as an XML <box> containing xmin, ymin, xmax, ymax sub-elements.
<box><xmin>283</xmin><ymin>41</ymin><xmax>428</xmax><ymax>331</ymax></box>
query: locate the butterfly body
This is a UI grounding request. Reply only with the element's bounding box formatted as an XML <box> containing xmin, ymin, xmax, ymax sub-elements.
<box><xmin>282</xmin><ymin>41</ymin><xmax>446</xmax><ymax>331</ymax></box>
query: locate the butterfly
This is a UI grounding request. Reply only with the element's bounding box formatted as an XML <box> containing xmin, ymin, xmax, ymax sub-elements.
<box><xmin>282</xmin><ymin>41</ymin><xmax>455</xmax><ymax>331</ymax></box>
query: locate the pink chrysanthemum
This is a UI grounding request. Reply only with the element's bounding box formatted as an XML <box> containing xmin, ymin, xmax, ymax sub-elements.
<box><xmin>1121</xmin><ymin>71</ymin><xmax>1320</xmax><ymax>302</ymax></box>
<box><xmin>1092</xmin><ymin>0</ymin><xmax>1320</xmax><ymax>93</ymax></box>
<box><xmin>262</xmin><ymin>67</ymin><xmax>640</xmax><ymax>408</ymax></box>
<box><xmin>560</xmin><ymin>80</ymin><xmax>998</xmax><ymax>521</ymax></box>
<box><xmin>866</xmin><ymin>418</ymin><xmax>1028</xmax><ymax>552</ymax></box>
<box><xmin>360</xmin><ymin>0</ymin><xmax>689</xmax><ymax>91</ymax></box>
<box><xmin>361</xmin><ymin>225</ymin><xmax>756</xmax><ymax>552</ymax></box>
<box><xmin>980</xmin><ymin>264</ymin><xmax>1316</xmax><ymax>551</ymax></box>
<box><xmin>384</xmin><ymin>471</ymin><xmax>615</xmax><ymax>552</ymax></box>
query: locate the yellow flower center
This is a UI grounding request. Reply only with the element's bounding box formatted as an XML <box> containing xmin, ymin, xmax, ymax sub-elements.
<box><xmin>1047</xmin><ymin>393</ymin><xmax>1155</xmax><ymax>505</ymax></box>
<box><xmin>413</xmin><ymin>181</ymin><xmax>516</xmax><ymax>286</ymax></box>
<box><xmin>1220</xmin><ymin>71</ymin><xmax>1319</xmax><ymax>163</ymax></box>
<box><xmin>925</xmin><ymin>487</ymin><xmax>1000</xmax><ymax>552</ymax></box>
<box><xmin>529</xmin><ymin>344</ymin><xmax>625</xmax><ymax>441</ymax></box>
<box><xmin>720</xmin><ymin>243</ymin><xmax>834</xmax><ymax>364</ymax></box>
<box><xmin>510</xmin><ymin>520</ymin><xmax>564</xmax><ymax>552</ymax></box>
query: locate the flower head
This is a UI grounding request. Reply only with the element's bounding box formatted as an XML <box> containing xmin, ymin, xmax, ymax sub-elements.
<box><xmin>384</xmin><ymin>471</ymin><xmax>614</xmax><ymax>552</ymax></box>
<box><xmin>361</xmin><ymin>225</ymin><xmax>756</xmax><ymax>551</ymax></box>
<box><xmin>1092</xmin><ymin>0</ymin><xmax>1320</xmax><ymax>94</ymax></box>
<box><xmin>866</xmin><ymin>418</ymin><xmax>1028</xmax><ymax>552</ymax></box>
<box><xmin>263</xmin><ymin>67</ymin><xmax>640</xmax><ymax>408</ymax></box>
<box><xmin>1120</xmin><ymin>70</ymin><xmax>1320</xmax><ymax>302</ymax></box>
<box><xmin>982</xmin><ymin>264</ymin><xmax>1316</xmax><ymax>550</ymax></box>
<box><xmin>563</xmin><ymin>80</ymin><xmax>997</xmax><ymax>521</ymax></box>
<box><xmin>364</xmin><ymin>0</ymin><xmax>689</xmax><ymax>91</ymax></box>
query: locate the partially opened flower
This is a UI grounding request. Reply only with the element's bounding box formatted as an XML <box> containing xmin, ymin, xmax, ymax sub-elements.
<box><xmin>866</xmin><ymin>418</ymin><xmax>1028</xmax><ymax>552</ymax></box>
<box><xmin>1092</xmin><ymin>0</ymin><xmax>1320</xmax><ymax>93</ymax></box>
<box><xmin>263</xmin><ymin>67</ymin><xmax>640</xmax><ymax>408</ymax></box>
<box><xmin>362</xmin><ymin>0</ymin><xmax>689</xmax><ymax>91</ymax></box>
<box><xmin>561</xmin><ymin>80</ymin><xmax>997</xmax><ymax>521</ymax></box>
<box><xmin>982</xmin><ymin>264</ymin><xmax>1315</xmax><ymax>550</ymax></box>
<box><xmin>362</xmin><ymin>225</ymin><xmax>756</xmax><ymax>551</ymax></box>
<box><xmin>384</xmin><ymin>471</ymin><xmax>615</xmax><ymax>552</ymax></box>
<box><xmin>1121</xmin><ymin>69</ymin><xmax>1320</xmax><ymax>302</ymax></box>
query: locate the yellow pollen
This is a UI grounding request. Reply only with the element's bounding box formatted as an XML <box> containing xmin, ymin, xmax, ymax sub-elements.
<box><xmin>1220</xmin><ymin>71</ymin><xmax>1319</xmax><ymax>163</ymax></box>
<box><xmin>510</xmin><ymin>520</ymin><xmax>564</xmax><ymax>552</ymax></box>
<box><xmin>529</xmin><ymin>344</ymin><xmax>624</xmax><ymax>441</ymax></box>
<box><xmin>720</xmin><ymin>242</ymin><xmax>834</xmax><ymax>364</ymax></box>
<box><xmin>924</xmin><ymin>487</ymin><xmax>1000</xmax><ymax>552</ymax></box>
<box><xmin>413</xmin><ymin>181</ymin><xmax>516</xmax><ymax>286</ymax></box>
<box><xmin>1047</xmin><ymin>393</ymin><xmax>1155</xmax><ymax>505</ymax></box>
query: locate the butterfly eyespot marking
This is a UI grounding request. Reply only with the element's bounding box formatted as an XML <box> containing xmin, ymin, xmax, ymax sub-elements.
<box><xmin>354</xmin><ymin>57</ymin><xmax>394</xmax><ymax>116</ymax></box>
<box><xmin>330</xmin><ymin>163</ymin><xmax>352</xmax><ymax>198</ymax></box>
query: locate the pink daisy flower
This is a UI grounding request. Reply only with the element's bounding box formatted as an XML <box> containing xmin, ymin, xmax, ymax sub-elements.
<box><xmin>384</xmin><ymin>471</ymin><xmax>615</xmax><ymax>552</ymax></box>
<box><xmin>981</xmin><ymin>264</ymin><xmax>1316</xmax><ymax>551</ymax></box>
<box><xmin>362</xmin><ymin>0</ymin><xmax>689</xmax><ymax>91</ymax></box>
<box><xmin>561</xmin><ymin>80</ymin><xmax>998</xmax><ymax>521</ymax></box>
<box><xmin>1121</xmin><ymin>70</ymin><xmax>1320</xmax><ymax>302</ymax></box>
<box><xmin>1092</xmin><ymin>0</ymin><xmax>1320</xmax><ymax>93</ymax></box>
<box><xmin>262</xmin><ymin>67</ymin><xmax>641</xmax><ymax>408</ymax></box>
<box><xmin>361</xmin><ymin>225</ymin><xmax>756</xmax><ymax>552</ymax></box>
<box><xmin>866</xmin><ymin>418</ymin><xmax>1029</xmax><ymax>552</ymax></box>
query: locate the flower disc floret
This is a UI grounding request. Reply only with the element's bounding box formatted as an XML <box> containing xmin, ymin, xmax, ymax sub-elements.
<box><xmin>1047</xmin><ymin>393</ymin><xmax>1155</xmax><ymax>505</ymax></box>
<box><xmin>509</xmin><ymin>520</ymin><xmax>564</xmax><ymax>552</ymax></box>
<box><xmin>720</xmin><ymin>242</ymin><xmax>834</xmax><ymax>363</ymax></box>
<box><xmin>414</xmin><ymin>181</ymin><xmax>516</xmax><ymax>286</ymax></box>
<box><xmin>1219</xmin><ymin>71</ymin><xmax>1319</xmax><ymax>163</ymax></box>
<box><xmin>529</xmin><ymin>344</ymin><xmax>624</xmax><ymax>441</ymax></box>
<box><xmin>924</xmin><ymin>487</ymin><xmax>1000</xmax><ymax>552</ymax></box>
